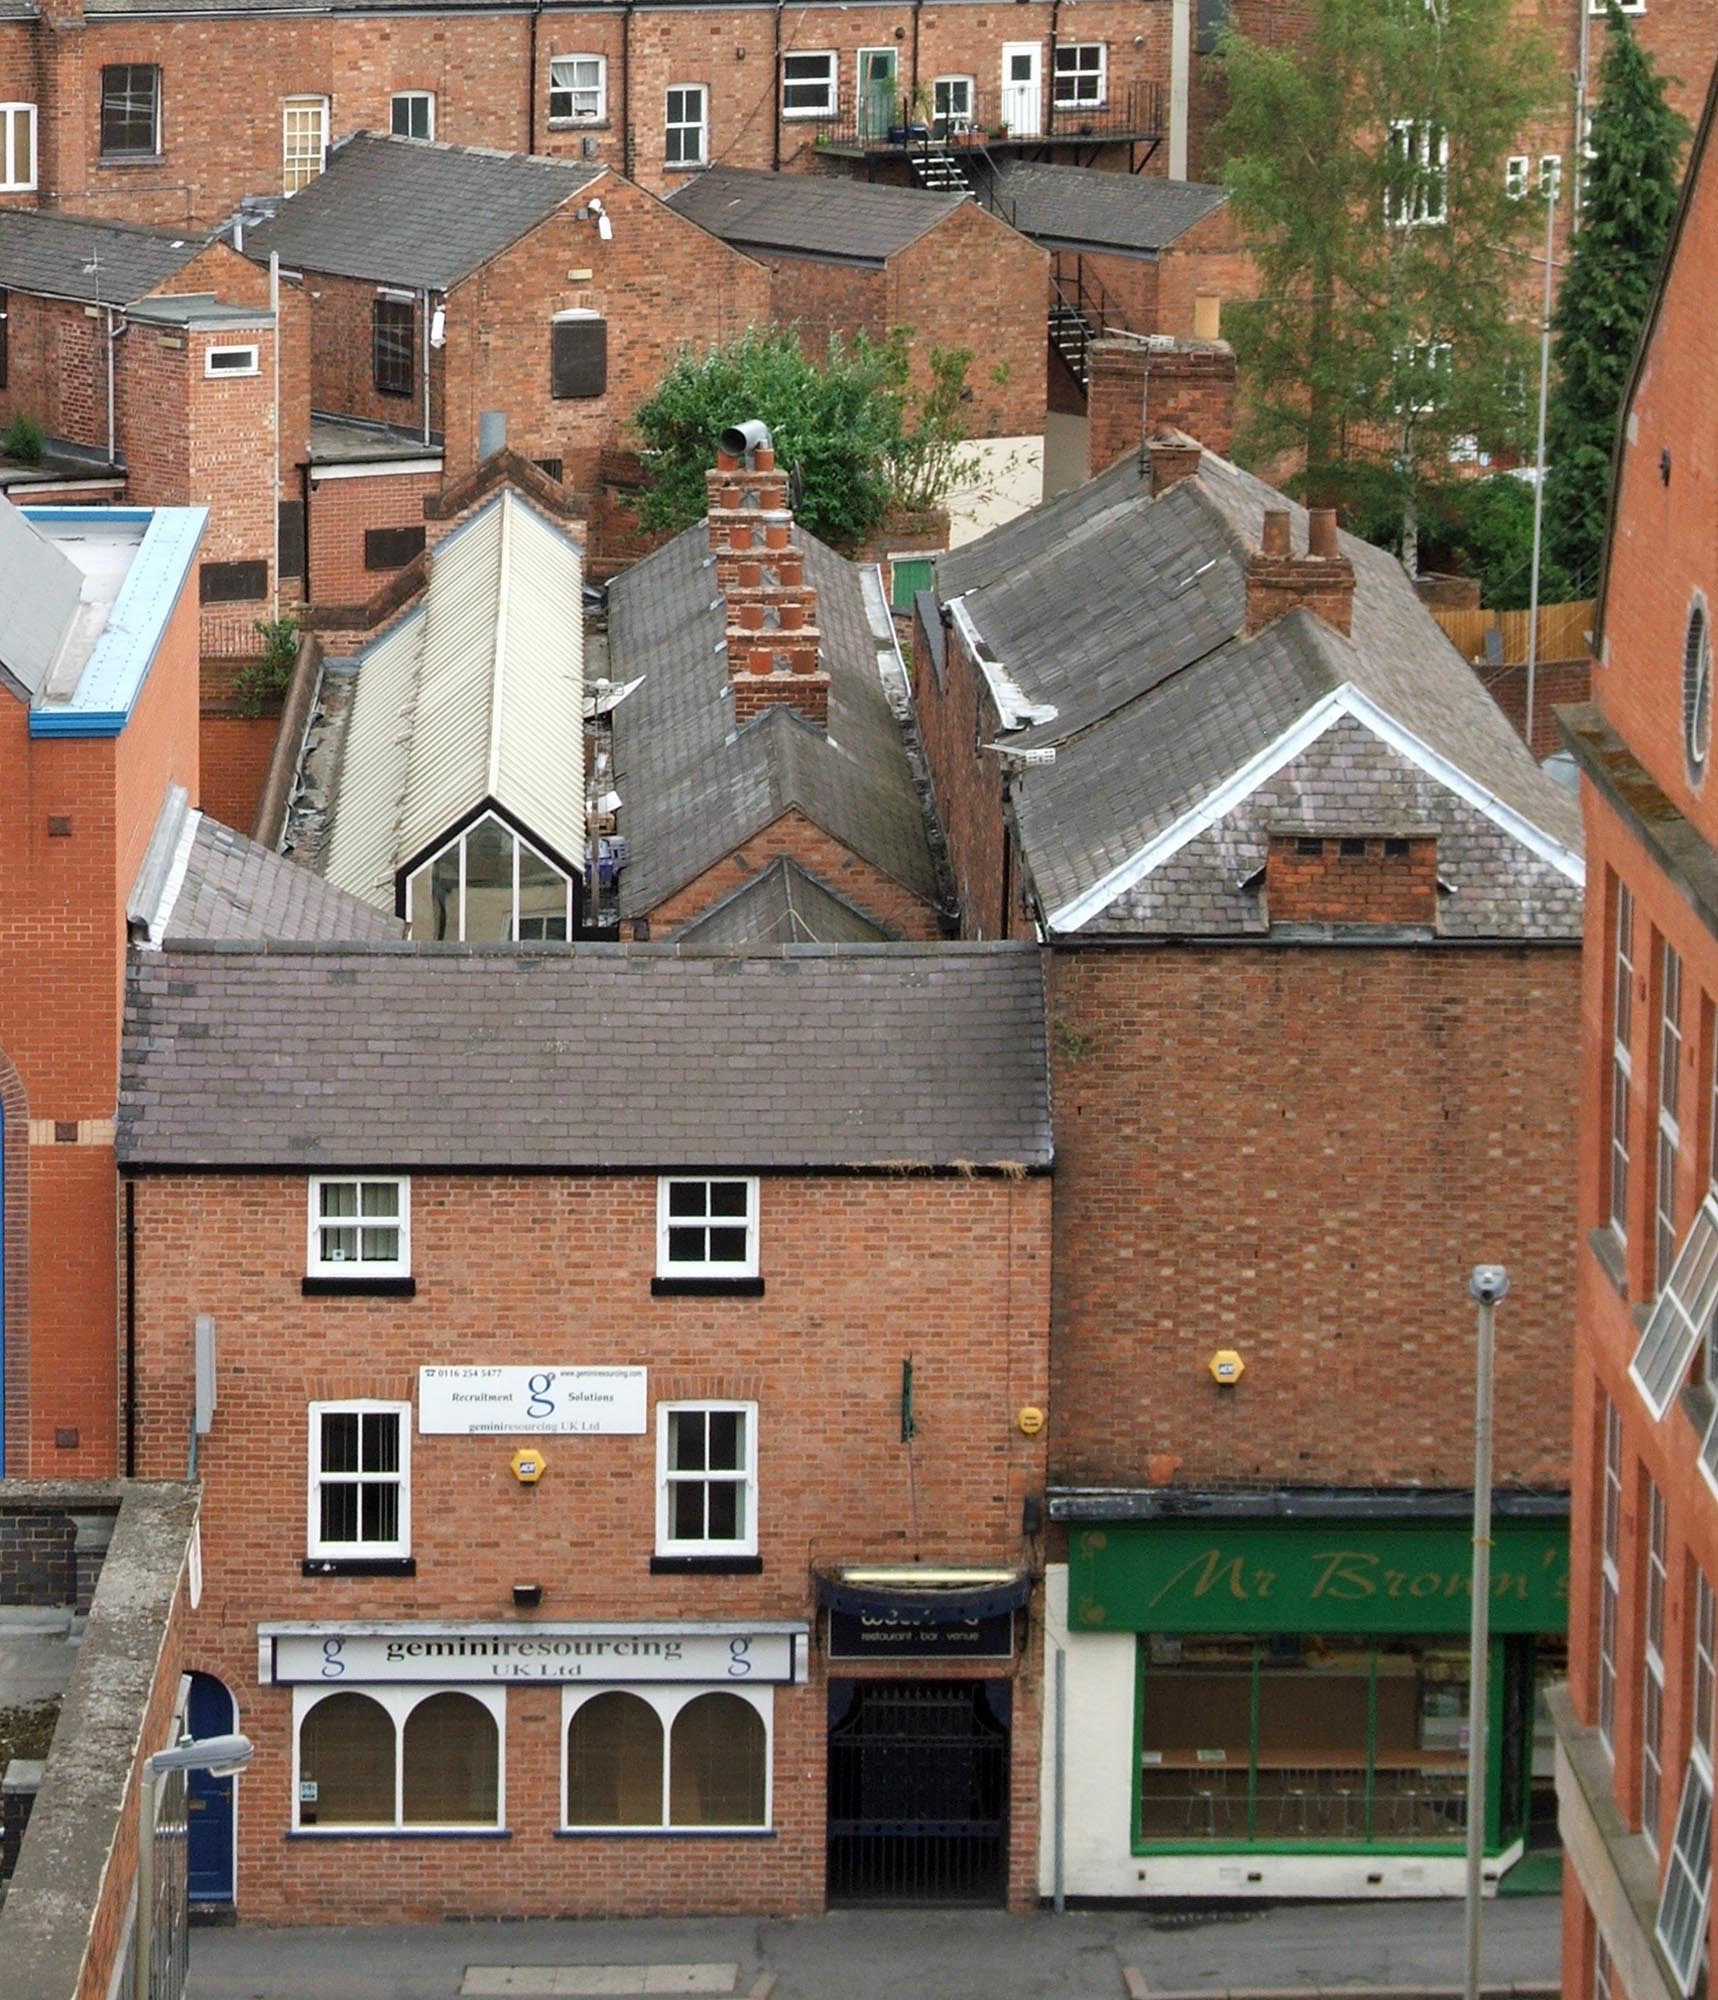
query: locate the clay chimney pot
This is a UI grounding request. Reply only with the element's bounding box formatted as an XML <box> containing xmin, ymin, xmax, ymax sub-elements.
<box><xmin>750</xmin><ymin>645</ymin><xmax>777</xmax><ymax>676</ymax></box>
<box><xmin>777</xmin><ymin>553</ymin><xmax>804</xmax><ymax>587</ymax></box>
<box><xmin>738</xmin><ymin>601</ymin><xmax>765</xmax><ymax>632</ymax></box>
<box><xmin>1308</xmin><ymin>507</ymin><xmax>1340</xmax><ymax>560</ymax></box>
<box><xmin>737</xmin><ymin>560</ymin><xmax>762</xmax><ymax>589</ymax></box>
<box><xmin>765</xmin><ymin>522</ymin><xmax>791</xmax><ymax>551</ymax></box>
<box><xmin>754</xmin><ymin>445</ymin><xmax>776</xmax><ymax>472</ymax></box>
<box><xmin>729</xmin><ymin>523</ymin><xmax>754</xmax><ymax>552</ymax></box>
<box><xmin>1261</xmin><ymin>509</ymin><xmax>1291</xmax><ymax>557</ymax></box>
<box><xmin>780</xmin><ymin>600</ymin><xmax>806</xmax><ymax>632</ymax></box>
<box><xmin>716</xmin><ymin>447</ymin><xmax>741</xmax><ymax>472</ymax></box>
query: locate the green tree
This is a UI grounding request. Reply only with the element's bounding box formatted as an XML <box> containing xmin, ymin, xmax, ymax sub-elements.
<box><xmin>630</xmin><ymin>325</ymin><xmax>977</xmax><ymax>549</ymax></box>
<box><xmin>1542</xmin><ymin>5</ymin><xmax>1687</xmax><ymax>588</ymax></box>
<box><xmin>1212</xmin><ymin>0</ymin><xmax>1556</xmax><ymax>572</ymax></box>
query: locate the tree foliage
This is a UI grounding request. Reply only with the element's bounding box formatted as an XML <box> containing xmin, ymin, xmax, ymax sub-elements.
<box><xmin>630</xmin><ymin>326</ymin><xmax>979</xmax><ymax>549</ymax></box>
<box><xmin>1347</xmin><ymin>472</ymin><xmax>1578</xmax><ymax>608</ymax></box>
<box><xmin>1211</xmin><ymin>0</ymin><xmax>1556</xmax><ymax>568</ymax></box>
<box><xmin>1542</xmin><ymin>4</ymin><xmax>1687</xmax><ymax>588</ymax></box>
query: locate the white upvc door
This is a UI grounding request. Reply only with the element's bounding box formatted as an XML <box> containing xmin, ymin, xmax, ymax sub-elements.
<box><xmin>1000</xmin><ymin>44</ymin><xmax>1041</xmax><ymax>136</ymax></box>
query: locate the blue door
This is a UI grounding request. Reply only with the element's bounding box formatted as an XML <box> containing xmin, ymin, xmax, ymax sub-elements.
<box><xmin>186</xmin><ymin>1674</ymin><xmax>237</xmax><ymax>1906</ymax></box>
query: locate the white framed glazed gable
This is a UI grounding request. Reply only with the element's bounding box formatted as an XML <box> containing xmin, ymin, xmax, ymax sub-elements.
<box><xmin>1043</xmin><ymin>682</ymin><xmax>1585</xmax><ymax>935</ymax></box>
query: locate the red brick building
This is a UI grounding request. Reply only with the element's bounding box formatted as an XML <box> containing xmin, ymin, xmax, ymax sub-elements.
<box><xmin>664</xmin><ymin>167</ymin><xmax>1047</xmax><ymax>440</ymax></box>
<box><xmin>1552</xmin><ymin>68</ymin><xmax>1718</xmax><ymax>2000</ymax></box>
<box><xmin>910</xmin><ymin>353</ymin><xmax>1585</xmax><ymax>1900</ymax></box>
<box><xmin>241</xmin><ymin>132</ymin><xmax>769</xmax><ymax>586</ymax></box>
<box><xmin>0</xmin><ymin>212</ymin><xmax>310</xmax><ymax>656</ymax></box>
<box><xmin>118</xmin><ymin>943</ymin><xmax>1053</xmax><ymax>1919</ymax></box>
<box><xmin>0</xmin><ymin>493</ymin><xmax>204</xmax><ymax>1477</ymax></box>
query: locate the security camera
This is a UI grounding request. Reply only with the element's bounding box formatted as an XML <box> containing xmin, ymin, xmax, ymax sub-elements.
<box><xmin>1468</xmin><ymin>1265</ymin><xmax>1509</xmax><ymax>1305</ymax></box>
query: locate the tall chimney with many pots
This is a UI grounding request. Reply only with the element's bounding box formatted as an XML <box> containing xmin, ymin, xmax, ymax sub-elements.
<box><xmin>708</xmin><ymin>422</ymin><xmax>828</xmax><ymax>730</ymax></box>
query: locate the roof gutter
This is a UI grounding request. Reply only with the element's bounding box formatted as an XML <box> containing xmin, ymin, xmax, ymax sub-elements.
<box><xmin>946</xmin><ymin>595</ymin><xmax>1058</xmax><ymax>732</ymax></box>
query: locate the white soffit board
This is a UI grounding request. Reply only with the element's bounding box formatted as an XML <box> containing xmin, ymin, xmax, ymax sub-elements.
<box><xmin>1046</xmin><ymin>682</ymin><xmax>1585</xmax><ymax>934</ymax></box>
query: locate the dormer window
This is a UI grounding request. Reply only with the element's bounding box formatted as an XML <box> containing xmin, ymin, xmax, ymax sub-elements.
<box><xmin>404</xmin><ymin>812</ymin><xmax>576</xmax><ymax>942</ymax></box>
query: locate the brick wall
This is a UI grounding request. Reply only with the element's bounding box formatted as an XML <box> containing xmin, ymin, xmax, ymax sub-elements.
<box><xmin>129</xmin><ymin>1167</ymin><xmax>1052</xmax><ymax>1919</ymax></box>
<box><xmin>1044</xmin><ymin>940</ymin><xmax>1580</xmax><ymax>1492</ymax></box>
<box><xmin>1085</xmin><ymin>335</ymin><xmax>1237</xmax><ymax>472</ymax></box>
<box><xmin>909</xmin><ymin>610</ymin><xmax>1033</xmax><ymax>943</ymax></box>
<box><xmin>0</xmin><ymin>1505</ymin><xmax>78</xmax><ymax>1604</ymax></box>
<box><xmin>643</xmin><ymin>806</ymin><xmax>941</xmax><ymax>939</ymax></box>
<box><xmin>1265</xmin><ymin>831</ymin><xmax>1439</xmax><ymax>926</ymax></box>
<box><xmin>306</xmin><ymin>466</ymin><xmax>443</xmax><ymax>609</ymax></box>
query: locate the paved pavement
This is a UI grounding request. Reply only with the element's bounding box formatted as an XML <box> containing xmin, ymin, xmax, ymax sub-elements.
<box><xmin>190</xmin><ymin>1898</ymin><xmax>1562</xmax><ymax>2000</ymax></box>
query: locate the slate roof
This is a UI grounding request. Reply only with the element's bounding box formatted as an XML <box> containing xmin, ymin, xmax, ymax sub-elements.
<box><xmin>242</xmin><ymin>133</ymin><xmax>601</xmax><ymax>290</ymax></box>
<box><xmin>607</xmin><ymin>526</ymin><xmax>937</xmax><ymax>919</ymax></box>
<box><xmin>992</xmin><ymin>164</ymin><xmax>1227</xmax><ymax>254</ymax></box>
<box><xmin>674</xmin><ymin>858</ymin><xmax>895</xmax><ymax>946</ymax></box>
<box><xmin>0</xmin><ymin>211</ymin><xmax>204</xmax><ymax>305</ymax></box>
<box><xmin>117</xmin><ymin>943</ymin><xmax>1051</xmax><ymax>1170</ymax></box>
<box><xmin>163</xmin><ymin>818</ymin><xmax>403</xmax><ymax>943</ymax></box>
<box><xmin>666</xmin><ymin>166</ymin><xmax>962</xmax><ymax>263</ymax></box>
<box><xmin>937</xmin><ymin>449</ymin><xmax>1584</xmax><ymax>938</ymax></box>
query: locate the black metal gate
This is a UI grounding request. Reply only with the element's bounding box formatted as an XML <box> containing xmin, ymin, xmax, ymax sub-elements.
<box><xmin>826</xmin><ymin>1680</ymin><xmax>1009</xmax><ymax>1905</ymax></box>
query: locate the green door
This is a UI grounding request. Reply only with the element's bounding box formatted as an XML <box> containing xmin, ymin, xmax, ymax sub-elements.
<box><xmin>857</xmin><ymin>48</ymin><xmax>898</xmax><ymax>141</ymax></box>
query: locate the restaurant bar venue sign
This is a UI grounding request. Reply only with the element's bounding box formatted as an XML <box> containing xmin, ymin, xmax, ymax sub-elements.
<box><xmin>418</xmin><ymin>1365</ymin><xmax>646</xmax><ymax>1435</ymax></box>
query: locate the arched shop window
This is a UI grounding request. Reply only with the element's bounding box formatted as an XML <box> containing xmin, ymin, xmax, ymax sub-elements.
<box><xmin>404</xmin><ymin>812</ymin><xmax>574</xmax><ymax>942</ymax></box>
<box><xmin>563</xmin><ymin>1687</ymin><xmax>769</xmax><ymax>1830</ymax></box>
<box><xmin>298</xmin><ymin>1691</ymin><xmax>395</xmax><ymax>1826</ymax></box>
<box><xmin>565</xmin><ymin>1690</ymin><xmax>664</xmax><ymax>1826</ymax></box>
<box><xmin>296</xmin><ymin>1687</ymin><xmax>503</xmax><ymax>1830</ymax></box>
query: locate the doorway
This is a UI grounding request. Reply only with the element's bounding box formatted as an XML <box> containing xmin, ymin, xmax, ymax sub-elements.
<box><xmin>1000</xmin><ymin>44</ymin><xmax>1042</xmax><ymax>136</ymax></box>
<box><xmin>856</xmin><ymin>49</ymin><xmax>898</xmax><ymax>141</ymax></box>
<box><xmin>186</xmin><ymin>1673</ymin><xmax>238</xmax><ymax>1909</ymax></box>
<box><xmin>827</xmin><ymin>1679</ymin><xmax>1009</xmax><ymax>1905</ymax></box>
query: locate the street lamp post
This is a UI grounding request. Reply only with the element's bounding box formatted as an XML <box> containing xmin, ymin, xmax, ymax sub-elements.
<box><xmin>1464</xmin><ymin>1267</ymin><xmax>1508</xmax><ymax>2000</ymax></box>
<box><xmin>134</xmin><ymin>1733</ymin><xmax>254</xmax><ymax>2000</ymax></box>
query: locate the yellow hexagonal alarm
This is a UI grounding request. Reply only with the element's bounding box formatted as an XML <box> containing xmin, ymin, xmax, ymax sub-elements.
<box><xmin>1208</xmin><ymin>1350</ymin><xmax>1245</xmax><ymax>1387</ymax></box>
<box><xmin>510</xmin><ymin>1447</ymin><xmax>548</xmax><ymax>1484</ymax></box>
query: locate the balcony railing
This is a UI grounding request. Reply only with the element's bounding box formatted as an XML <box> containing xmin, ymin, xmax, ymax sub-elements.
<box><xmin>802</xmin><ymin>80</ymin><xmax>1163</xmax><ymax>154</ymax></box>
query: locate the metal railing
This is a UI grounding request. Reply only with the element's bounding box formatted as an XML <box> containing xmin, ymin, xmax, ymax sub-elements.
<box><xmin>1048</xmin><ymin>252</ymin><xmax>1130</xmax><ymax>386</ymax></box>
<box><xmin>804</xmin><ymin>79</ymin><xmax>1162</xmax><ymax>154</ymax></box>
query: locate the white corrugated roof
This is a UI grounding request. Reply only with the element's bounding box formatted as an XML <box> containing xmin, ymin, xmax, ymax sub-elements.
<box><xmin>322</xmin><ymin>490</ymin><xmax>585</xmax><ymax>909</ymax></box>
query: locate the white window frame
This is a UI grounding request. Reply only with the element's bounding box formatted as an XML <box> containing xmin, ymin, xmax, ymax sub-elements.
<box><xmin>1631</xmin><ymin>1188</ymin><xmax>1718</xmax><ymax>1419</ymax></box>
<box><xmin>781</xmin><ymin>49</ymin><xmax>837</xmax><ymax>119</ymax></box>
<box><xmin>1396</xmin><ymin>339</ymin><xmax>1452</xmax><ymax>417</ymax></box>
<box><xmin>1696</xmin><ymin>1573</ymin><xmax>1715</xmax><ymax>1766</ymax></box>
<box><xmin>1052</xmin><ymin>42</ymin><xmax>1106</xmax><ymax>108</ymax></box>
<box><xmin>0</xmin><ymin>103</ymin><xmax>37</xmax><ymax>193</ymax></box>
<box><xmin>1656</xmin><ymin>941</ymin><xmax>1685</xmax><ymax>1296</ymax></box>
<box><xmin>403</xmin><ymin>812</ymin><xmax>575</xmax><ymax>944</ymax></box>
<box><xmin>1389</xmin><ymin>119</ymin><xmax>1449</xmax><ymax>227</ymax></box>
<box><xmin>204</xmin><ymin>344</ymin><xmax>260</xmax><ymax>378</ymax></box>
<box><xmin>665</xmin><ymin>83</ymin><xmax>707</xmax><ymax>168</ymax></box>
<box><xmin>1599</xmin><ymin>1397</ymin><xmax>1622</xmax><ymax>1754</ymax></box>
<box><xmin>559</xmin><ymin>1683</ymin><xmax>773</xmax><ymax>1832</ymax></box>
<box><xmin>1612</xmin><ymin>880</ymin><xmax>1636</xmax><ymax>1239</ymax></box>
<box><xmin>292</xmin><ymin>1683</ymin><xmax>505</xmax><ymax>1832</ymax></box>
<box><xmin>1539</xmin><ymin>154</ymin><xmax>1562</xmax><ymax>197</ymax></box>
<box><xmin>1657</xmin><ymin>1747</ymin><xmax>1712</xmax><ymax>1995</ymax></box>
<box><xmin>1643</xmin><ymin>1481</ymin><xmax>1667</xmax><ymax>1851</ymax></box>
<box><xmin>549</xmin><ymin>55</ymin><xmax>606</xmax><ymax>125</ymax></box>
<box><xmin>283</xmin><ymin>94</ymin><xmax>329</xmax><ymax>195</ymax></box>
<box><xmin>931</xmin><ymin>76</ymin><xmax>976</xmax><ymax>134</ymax></box>
<box><xmin>391</xmin><ymin>90</ymin><xmax>435</xmax><ymax>140</ymax></box>
<box><xmin>655</xmin><ymin>1175</ymin><xmax>759</xmax><ymax>1279</ymax></box>
<box><xmin>306</xmin><ymin>1174</ymin><xmax>411</xmax><ymax>1278</ymax></box>
<box><xmin>1590</xmin><ymin>0</ymin><xmax>1643</xmax><ymax>13</ymax></box>
<box><xmin>306</xmin><ymin>1399</ymin><xmax>411</xmax><ymax>1560</ymax></box>
<box><xmin>1505</xmin><ymin>154</ymin><xmax>1529</xmax><ymax>199</ymax></box>
<box><xmin>655</xmin><ymin>1400</ymin><xmax>759</xmax><ymax>1557</ymax></box>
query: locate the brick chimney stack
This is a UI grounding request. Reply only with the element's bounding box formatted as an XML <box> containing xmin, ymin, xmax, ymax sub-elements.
<box><xmin>1244</xmin><ymin>507</ymin><xmax>1356</xmax><ymax>638</ymax></box>
<box><xmin>1086</xmin><ymin>325</ymin><xmax>1238</xmax><ymax>475</ymax></box>
<box><xmin>707</xmin><ymin>425</ymin><xmax>828</xmax><ymax>730</ymax></box>
<box><xmin>1143</xmin><ymin>426</ymin><xmax>1203</xmax><ymax>496</ymax></box>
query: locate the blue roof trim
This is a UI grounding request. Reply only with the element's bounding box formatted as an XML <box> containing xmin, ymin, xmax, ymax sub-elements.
<box><xmin>26</xmin><ymin>505</ymin><xmax>207</xmax><ymax>740</ymax></box>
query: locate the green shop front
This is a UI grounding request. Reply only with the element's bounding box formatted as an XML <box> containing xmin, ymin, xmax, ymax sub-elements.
<box><xmin>1042</xmin><ymin>1503</ymin><xmax>1568</xmax><ymax>1900</ymax></box>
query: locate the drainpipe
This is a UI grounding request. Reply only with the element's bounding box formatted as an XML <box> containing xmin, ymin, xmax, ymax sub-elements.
<box><xmin>1572</xmin><ymin>0</ymin><xmax>1590</xmax><ymax>224</ymax></box>
<box><xmin>124</xmin><ymin>1178</ymin><xmax>137</xmax><ymax>1478</ymax></box>
<box><xmin>1048</xmin><ymin>0</ymin><xmax>1060</xmax><ymax>140</ymax></box>
<box><xmin>1169</xmin><ymin>0</ymin><xmax>1191</xmax><ymax>178</ymax></box>
<box><xmin>105</xmin><ymin>306</ymin><xmax>116</xmax><ymax>465</ymax></box>
<box><xmin>772</xmin><ymin>0</ymin><xmax>783</xmax><ymax>169</ymax></box>
<box><xmin>622</xmin><ymin>4</ymin><xmax>634</xmax><ymax>180</ymax></box>
<box><xmin>270</xmin><ymin>252</ymin><xmax>281</xmax><ymax>620</ymax></box>
<box><xmin>420</xmin><ymin>287</ymin><xmax>431</xmax><ymax>446</ymax></box>
<box><xmin>910</xmin><ymin>0</ymin><xmax>922</xmax><ymax>121</ymax></box>
<box><xmin>528</xmin><ymin>0</ymin><xmax>542</xmax><ymax>153</ymax></box>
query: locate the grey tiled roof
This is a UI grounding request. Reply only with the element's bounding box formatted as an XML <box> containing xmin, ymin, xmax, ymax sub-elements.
<box><xmin>939</xmin><ymin>450</ymin><xmax>1584</xmax><ymax>937</ymax></box>
<box><xmin>608</xmin><ymin>527</ymin><xmax>937</xmax><ymax>918</ymax></box>
<box><xmin>243</xmin><ymin>133</ymin><xmax>600</xmax><ymax>290</ymax></box>
<box><xmin>993</xmin><ymin>164</ymin><xmax>1227</xmax><ymax>253</ymax></box>
<box><xmin>117</xmin><ymin>943</ymin><xmax>1051</xmax><ymax>1170</ymax></box>
<box><xmin>0</xmin><ymin>211</ymin><xmax>205</xmax><ymax>305</ymax></box>
<box><xmin>675</xmin><ymin>858</ymin><xmax>895</xmax><ymax>945</ymax></box>
<box><xmin>163</xmin><ymin>818</ymin><xmax>403</xmax><ymax>943</ymax></box>
<box><xmin>667</xmin><ymin>167</ymin><xmax>962</xmax><ymax>263</ymax></box>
